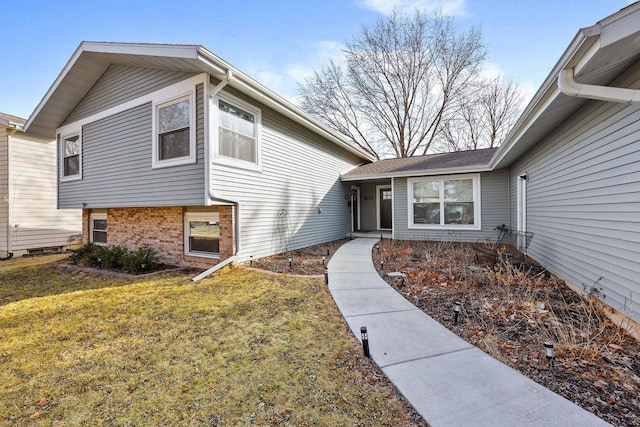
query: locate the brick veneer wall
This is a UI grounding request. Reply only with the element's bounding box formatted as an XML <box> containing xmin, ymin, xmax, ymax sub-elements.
<box><xmin>82</xmin><ymin>206</ymin><xmax>235</xmax><ymax>269</ymax></box>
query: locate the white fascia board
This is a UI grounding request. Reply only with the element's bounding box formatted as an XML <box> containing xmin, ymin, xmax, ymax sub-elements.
<box><xmin>341</xmin><ymin>165</ymin><xmax>492</xmax><ymax>181</ymax></box>
<box><xmin>82</xmin><ymin>41</ymin><xmax>200</xmax><ymax>59</ymax></box>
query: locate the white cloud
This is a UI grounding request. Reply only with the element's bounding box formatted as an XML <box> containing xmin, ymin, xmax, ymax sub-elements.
<box><xmin>357</xmin><ymin>0</ymin><xmax>466</xmax><ymax>16</ymax></box>
<box><xmin>248</xmin><ymin>40</ymin><xmax>347</xmax><ymax>106</ymax></box>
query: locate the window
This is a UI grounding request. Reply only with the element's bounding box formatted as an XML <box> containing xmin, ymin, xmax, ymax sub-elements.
<box><xmin>184</xmin><ymin>212</ymin><xmax>220</xmax><ymax>258</ymax></box>
<box><xmin>409</xmin><ymin>174</ymin><xmax>481</xmax><ymax>229</ymax></box>
<box><xmin>214</xmin><ymin>94</ymin><xmax>261</xmax><ymax>169</ymax></box>
<box><xmin>61</xmin><ymin>133</ymin><xmax>81</xmax><ymax>180</ymax></box>
<box><xmin>90</xmin><ymin>213</ymin><xmax>107</xmax><ymax>245</ymax></box>
<box><xmin>153</xmin><ymin>93</ymin><xmax>195</xmax><ymax>168</ymax></box>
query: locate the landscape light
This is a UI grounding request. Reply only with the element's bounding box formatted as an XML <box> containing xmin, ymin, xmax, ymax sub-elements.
<box><xmin>453</xmin><ymin>300</ymin><xmax>462</xmax><ymax>324</ymax></box>
<box><xmin>376</xmin><ymin>244</ymin><xmax>380</xmax><ymax>254</ymax></box>
<box><xmin>324</xmin><ymin>267</ymin><xmax>329</xmax><ymax>285</ymax></box>
<box><xmin>250</xmin><ymin>255</ymin><xmax>253</xmax><ymax>266</ymax></box>
<box><xmin>380</xmin><ymin>259</ymin><xmax>385</xmax><ymax>269</ymax></box>
<box><xmin>288</xmin><ymin>256</ymin><xmax>292</xmax><ymax>268</ymax></box>
<box><xmin>544</xmin><ymin>341</ymin><xmax>555</xmax><ymax>367</ymax></box>
<box><xmin>360</xmin><ymin>326</ymin><xmax>370</xmax><ymax>358</ymax></box>
<box><xmin>322</xmin><ymin>255</ymin><xmax>325</xmax><ymax>266</ymax></box>
<box><xmin>326</xmin><ymin>249</ymin><xmax>330</xmax><ymax>257</ymax></box>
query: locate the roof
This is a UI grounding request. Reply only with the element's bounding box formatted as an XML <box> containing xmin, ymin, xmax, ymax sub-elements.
<box><xmin>342</xmin><ymin>148</ymin><xmax>496</xmax><ymax>180</ymax></box>
<box><xmin>24</xmin><ymin>42</ymin><xmax>375</xmax><ymax>162</ymax></box>
<box><xmin>489</xmin><ymin>1</ymin><xmax>640</xmax><ymax>169</ymax></box>
<box><xmin>0</xmin><ymin>112</ymin><xmax>26</xmax><ymax>128</ymax></box>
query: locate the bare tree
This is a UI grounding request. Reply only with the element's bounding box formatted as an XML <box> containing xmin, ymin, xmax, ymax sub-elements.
<box><xmin>299</xmin><ymin>10</ymin><xmax>486</xmax><ymax>158</ymax></box>
<box><xmin>438</xmin><ymin>76</ymin><xmax>522</xmax><ymax>152</ymax></box>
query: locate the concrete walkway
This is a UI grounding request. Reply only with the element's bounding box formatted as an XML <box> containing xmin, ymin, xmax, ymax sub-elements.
<box><xmin>327</xmin><ymin>238</ymin><xmax>610</xmax><ymax>427</ymax></box>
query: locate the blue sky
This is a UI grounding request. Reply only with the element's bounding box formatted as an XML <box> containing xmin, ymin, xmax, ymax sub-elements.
<box><xmin>0</xmin><ymin>0</ymin><xmax>633</xmax><ymax>120</ymax></box>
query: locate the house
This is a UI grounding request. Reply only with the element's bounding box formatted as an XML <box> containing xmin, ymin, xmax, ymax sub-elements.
<box><xmin>0</xmin><ymin>113</ymin><xmax>82</xmax><ymax>257</ymax></box>
<box><xmin>344</xmin><ymin>2</ymin><xmax>640</xmax><ymax>328</ymax></box>
<box><xmin>24</xmin><ymin>42</ymin><xmax>375</xmax><ymax>270</ymax></box>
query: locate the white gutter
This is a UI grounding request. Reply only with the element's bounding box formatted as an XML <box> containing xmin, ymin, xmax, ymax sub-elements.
<box><xmin>558</xmin><ymin>68</ymin><xmax>640</xmax><ymax>103</ymax></box>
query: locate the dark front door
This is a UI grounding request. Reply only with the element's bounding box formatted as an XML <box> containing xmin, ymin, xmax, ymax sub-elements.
<box><xmin>379</xmin><ymin>187</ymin><xmax>392</xmax><ymax>229</ymax></box>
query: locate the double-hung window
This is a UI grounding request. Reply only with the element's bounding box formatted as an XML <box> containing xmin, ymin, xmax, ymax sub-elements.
<box><xmin>214</xmin><ymin>94</ymin><xmax>261</xmax><ymax>169</ymax></box>
<box><xmin>61</xmin><ymin>133</ymin><xmax>81</xmax><ymax>180</ymax></box>
<box><xmin>409</xmin><ymin>174</ymin><xmax>481</xmax><ymax>229</ymax></box>
<box><xmin>153</xmin><ymin>93</ymin><xmax>195</xmax><ymax>168</ymax></box>
<box><xmin>184</xmin><ymin>212</ymin><xmax>220</xmax><ymax>258</ymax></box>
<box><xmin>90</xmin><ymin>213</ymin><xmax>107</xmax><ymax>245</ymax></box>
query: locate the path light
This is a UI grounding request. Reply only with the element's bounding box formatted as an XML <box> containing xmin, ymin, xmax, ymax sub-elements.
<box><xmin>361</xmin><ymin>326</ymin><xmax>370</xmax><ymax>358</ymax></box>
<box><xmin>453</xmin><ymin>300</ymin><xmax>462</xmax><ymax>324</ymax></box>
<box><xmin>324</xmin><ymin>267</ymin><xmax>329</xmax><ymax>285</ymax></box>
<box><xmin>380</xmin><ymin>233</ymin><xmax>383</xmax><ymax>240</ymax></box>
<box><xmin>376</xmin><ymin>244</ymin><xmax>380</xmax><ymax>254</ymax></box>
<box><xmin>544</xmin><ymin>341</ymin><xmax>555</xmax><ymax>367</ymax></box>
<box><xmin>380</xmin><ymin>259</ymin><xmax>385</xmax><ymax>269</ymax></box>
<box><xmin>322</xmin><ymin>255</ymin><xmax>325</xmax><ymax>266</ymax></box>
<box><xmin>250</xmin><ymin>255</ymin><xmax>253</xmax><ymax>266</ymax></box>
<box><xmin>326</xmin><ymin>249</ymin><xmax>330</xmax><ymax>257</ymax></box>
<box><xmin>288</xmin><ymin>256</ymin><xmax>292</xmax><ymax>269</ymax></box>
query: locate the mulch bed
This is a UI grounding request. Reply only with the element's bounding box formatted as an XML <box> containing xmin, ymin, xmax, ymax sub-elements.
<box><xmin>251</xmin><ymin>238</ymin><xmax>640</xmax><ymax>427</ymax></box>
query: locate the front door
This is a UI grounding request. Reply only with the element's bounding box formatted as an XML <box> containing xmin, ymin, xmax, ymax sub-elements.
<box><xmin>378</xmin><ymin>186</ymin><xmax>392</xmax><ymax>230</ymax></box>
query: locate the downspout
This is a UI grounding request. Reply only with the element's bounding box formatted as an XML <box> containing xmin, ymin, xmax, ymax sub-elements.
<box><xmin>558</xmin><ymin>68</ymin><xmax>640</xmax><ymax>103</ymax></box>
<box><xmin>193</xmin><ymin>69</ymin><xmax>239</xmax><ymax>281</ymax></box>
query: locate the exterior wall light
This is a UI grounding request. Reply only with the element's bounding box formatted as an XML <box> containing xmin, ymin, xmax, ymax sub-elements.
<box><xmin>453</xmin><ymin>300</ymin><xmax>462</xmax><ymax>324</ymax></box>
<box><xmin>360</xmin><ymin>326</ymin><xmax>370</xmax><ymax>358</ymax></box>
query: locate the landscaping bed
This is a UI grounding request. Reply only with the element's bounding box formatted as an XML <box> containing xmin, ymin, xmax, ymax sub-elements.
<box><xmin>252</xmin><ymin>238</ymin><xmax>640</xmax><ymax>426</ymax></box>
<box><xmin>372</xmin><ymin>239</ymin><xmax>640</xmax><ymax>427</ymax></box>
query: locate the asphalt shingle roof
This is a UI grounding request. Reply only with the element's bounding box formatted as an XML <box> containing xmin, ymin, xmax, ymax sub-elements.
<box><xmin>342</xmin><ymin>147</ymin><xmax>498</xmax><ymax>178</ymax></box>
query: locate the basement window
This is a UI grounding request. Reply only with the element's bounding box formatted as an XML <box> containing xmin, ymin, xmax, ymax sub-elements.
<box><xmin>184</xmin><ymin>212</ymin><xmax>220</xmax><ymax>258</ymax></box>
<box><xmin>90</xmin><ymin>213</ymin><xmax>107</xmax><ymax>245</ymax></box>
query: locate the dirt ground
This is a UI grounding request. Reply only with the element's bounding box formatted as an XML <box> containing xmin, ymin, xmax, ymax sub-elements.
<box><xmin>250</xmin><ymin>238</ymin><xmax>640</xmax><ymax>427</ymax></box>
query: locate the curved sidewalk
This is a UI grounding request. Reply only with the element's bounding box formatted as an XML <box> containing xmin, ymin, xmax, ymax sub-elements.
<box><xmin>327</xmin><ymin>238</ymin><xmax>609</xmax><ymax>427</ymax></box>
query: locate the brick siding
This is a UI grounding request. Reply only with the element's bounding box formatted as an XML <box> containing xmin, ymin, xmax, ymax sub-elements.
<box><xmin>82</xmin><ymin>206</ymin><xmax>235</xmax><ymax>269</ymax></box>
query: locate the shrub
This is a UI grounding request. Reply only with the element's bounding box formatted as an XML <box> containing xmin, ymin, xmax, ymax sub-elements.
<box><xmin>99</xmin><ymin>245</ymin><xmax>129</xmax><ymax>270</ymax></box>
<box><xmin>69</xmin><ymin>243</ymin><xmax>102</xmax><ymax>267</ymax></box>
<box><xmin>122</xmin><ymin>245</ymin><xmax>160</xmax><ymax>274</ymax></box>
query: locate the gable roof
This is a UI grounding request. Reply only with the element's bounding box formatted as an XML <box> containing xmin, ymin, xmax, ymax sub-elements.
<box><xmin>24</xmin><ymin>42</ymin><xmax>375</xmax><ymax>162</ymax></box>
<box><xmin>342</xmin><ymin>148</ymin><xmax>496</xmax><ymax>180</ymax></box>
<box><xmin>489</xmin><ymin>1</ymin><xmax>640</xmax><ymax>170</ymax></box>
<box><xmin>0</xmin><ymin>112</ymin><xmax>26</xmax><ymax>129</ymax></box>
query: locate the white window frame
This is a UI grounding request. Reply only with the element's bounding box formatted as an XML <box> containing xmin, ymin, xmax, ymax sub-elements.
<box><xmin>152</xmin><ymin>91</ymin><xmax>196</xmax><ymax>169</ymax></box>
<box><xmin>60</xmin><ymin>130</ymin><xmax>82</xmax><ymax>182</ymax></box>
<box><xmin>184</xmin><ymin>212</ymin><xmax>221</xmax><ymax>259</ymax></box>
<box><xmin>211</xmin><ymin>91</ymin><xmax>262</xmax><ymax>171</ymax></box>
<box><xmin>89</xmin><ymin>212</ymin><xmax>107</xmax><ymax>246</ymax></box>
<box><xmin>407</xmin><ymin>173</ymin><xmax>481</xmax><ymax>230</ymax></box>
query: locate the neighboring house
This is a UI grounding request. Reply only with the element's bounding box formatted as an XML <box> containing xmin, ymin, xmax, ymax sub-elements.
<box><xmin>0</xmin><ymin>113</ymin><xmax>82</xmax><ymax>257</ymax></box>
<box><xmin>344</xmin><ymin>3</ymin><xmax>640</xmax><ymax>326</ymax></box>
<box><xmin>25</xmin><ymin>42</ymin><xmax>374</xmax><ymax>269</ymax></box>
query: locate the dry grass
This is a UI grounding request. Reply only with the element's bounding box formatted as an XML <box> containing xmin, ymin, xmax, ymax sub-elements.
<box><xmin>0</xmin><ymin>255</ymin><xmax>416</xmax><ymax>425</ymax></box>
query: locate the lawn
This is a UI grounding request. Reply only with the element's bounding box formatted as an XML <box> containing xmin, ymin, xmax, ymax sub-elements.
<box><xmin>0</xmin><ymin>255</ymin><xmax>420</xmax><ymax>425</ymax></box>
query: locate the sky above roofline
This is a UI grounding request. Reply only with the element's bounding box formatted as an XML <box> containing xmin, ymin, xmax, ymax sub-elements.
<box><xmin>0</xmin><ymin>0</ymin><xmax>633</xmax><ymax>120</ymax></box>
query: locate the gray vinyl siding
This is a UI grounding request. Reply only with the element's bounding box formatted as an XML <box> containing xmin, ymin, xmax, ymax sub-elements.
<box><xmin>509</xmin><ymin>89</ymin><xmax>640</xmax><ymax>323</ymax></box>
<box><xmin>0</xmin><ymin>128</ymin><xmax>8</xmax><ymax>252</ymax></box>
<box><xmin>210</xmin><ymin>91</ymin><xmax>362</xmax><ymax>260</ymax></box>
<box><xmin>64</xmin><ymin>65</ymin><xmax>197</xmax><ymax>124</ymax></box>
<box><xmin>393</xmin><ymin>169</ymin><xmax>510</xmax><ymax>241</ymax></box>
<box><xmin>59</xmin><ymin>83</ymin><xmax>205</xmax><ymax>208</ymax></box>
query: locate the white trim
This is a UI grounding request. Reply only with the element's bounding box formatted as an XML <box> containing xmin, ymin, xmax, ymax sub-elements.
<box><xmin>350</xmin><ymin>185</ymin><xmax>361</xmax><ymax>232</ymax></box>
<box><xmin>56</xmin><ymin>74</ymin><xmax>207</xmax><ymax>135</ymax></box>
<box><xmin>184</xmin><ymin>211</ymin><xmax>221</xmax><ymax>259</ymax></box>
<box><xmin>89</xmin><ymin>212</ymin><xmax>107</xmax><ymax>246</ymax></box>
<box><xmin>60</xmin><ymin>129</ymin><xmax>82</xmax><ymax>182</ymax></box>
<box><xmin>341</xmin><ymin>165</ymin><xmax>492</xmax><ymax>181</ymax></box>
<box><xmin>152</xmin><ymin>92</ymin><xmax>196</xmax><ymax>169</ymax></box>
<box><xmin>391</xmin><ymin>178</ymin><xmax>395</xmax><ymax>239</ymax></box>
<box><xmin>407</xmin><ymin>173</ymin><xmax>482</xmax><ymax>231</ymax></box>
<box><xmin>211</xmin><ymin>90</ymin><xmax>262</xmax><ymax>172</ymax></box>
<box><xmin>517</xmin><ymin>174</ymin><xmax>527</xmax><ymax>249</ymax></box>
<box><xmin>376</xmin><ymin>185</ymin><xmax>392</xmax><ymax>231</ymax></box>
